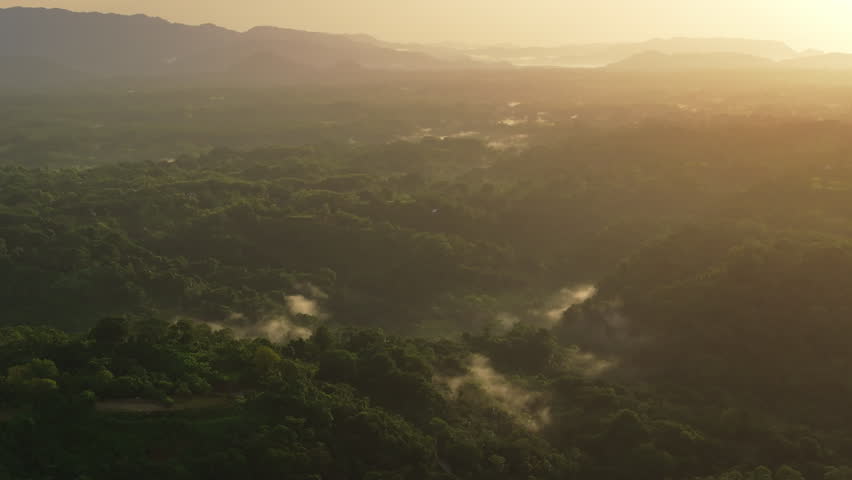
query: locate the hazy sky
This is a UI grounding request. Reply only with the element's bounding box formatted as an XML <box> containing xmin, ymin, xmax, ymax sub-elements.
<box><xmin>3</xmin><ymin>0</ymin><xmax>852</xmax><ymax>51</ymax></box>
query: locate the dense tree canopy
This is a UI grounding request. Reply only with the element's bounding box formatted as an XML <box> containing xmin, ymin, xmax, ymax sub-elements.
<box><xmin>6</xmin><ymin>74</ymin><xmax>852</xmax><ymax>479</ymax></box>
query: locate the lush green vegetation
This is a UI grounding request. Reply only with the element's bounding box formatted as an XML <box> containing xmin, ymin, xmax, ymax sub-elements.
<box><xmin>7</xmin><ymin>75</ymin><xmax>852</xmax><ymax>479</ymax></box>
<box><xmin>2</xmin><ymin>318</ymin><xmax>848</xmax><ymax>480</ymax></box>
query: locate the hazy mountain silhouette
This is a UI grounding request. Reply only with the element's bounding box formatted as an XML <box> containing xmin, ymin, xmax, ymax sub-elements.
<box><xmin>219</xmin><ymin>52</ymin><xmax>321</xmax><ymax>86</ymax></box>
<box><xmin>606</xmin><ymin>50</ymin><xmax>852</xmax><ymax>71</ymax></box>
<box><xmin>2</xmin><ymin>6</ymin><xmax>843</xmax><ymax>82</ymax></box>
<box><xmin>606</xmin><ymin>51</ymin><xmax>776</xmax><ymax>71</ymax></box>
<box><xmin>0</xmin><ymin>7</ymin><xmax>468</xmax><ymax>81</ymax></box>
<box><xmin>344</xmin><ymin>34</ymin><xmax>491</xmax><ymax>63</ymax></box>
<box><xmin>367</xmin><ymin>37</ymin><xmax>798</xmax><ymax>67</ymax></box>
<box><xmin>0</xmin><ymin>7</ymin><xmax>235</xmax><ymax>76</ymax></box>
<box><xmin>631</xmin><ymin>38</ymin><xmax>794</xmax><ymax>58</ymax></box>
<box><xmin>781</xmin><ymin>53</ymin><xmax>852</xmax><ymax>70</ymax></box>
<box><xmin>0</xmin><ymin>56</ymin><xmax>89</xmax><ymax>88</ymax></box>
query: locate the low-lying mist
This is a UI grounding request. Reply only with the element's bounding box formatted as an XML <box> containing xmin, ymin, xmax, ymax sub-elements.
<box><xmin>207</xmin><ymin>314</ymin><xmax>314</xmax><ymax>343</ymax></box>
<box><xmin>495</xmin><ymin>284</ymin><xmax>598</xmax><ymax>331</ymax></box>
<box><xmin>438</xmin><ymin>354</ymin><xmax>552</xmax><ymax>431</ymax></box>
<box><xmin>194</xmin><ymin>288</ymin><xmax>328</xmax><ymax>343</ymax></box>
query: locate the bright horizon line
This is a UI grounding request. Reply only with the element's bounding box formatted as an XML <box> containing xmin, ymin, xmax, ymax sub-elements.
<box><xmin>0</xmin><ymin>3</ymin><xmax>848</xmax><ymax>54</ymax></box>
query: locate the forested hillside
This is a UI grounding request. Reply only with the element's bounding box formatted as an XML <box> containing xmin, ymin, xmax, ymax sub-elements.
<box><xmin>6</xmin><ymin>62</ymin><xmax>852</xmax><ymax>479</ymax></box>
<box><xmin>8</xmin><ymin>122</ymin><xmax>851</xmax><ymax>333</ymax></box>
<box><xmin>3</xmin><ymin>317</ymin><xmax>851</xmax><ymax>480</ymax></box>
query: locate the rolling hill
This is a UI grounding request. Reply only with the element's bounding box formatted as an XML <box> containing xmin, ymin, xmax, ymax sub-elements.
<box><xmin>0</xmin><ymin>6</ymin><xmax>469</xmax><ymax>82</ymax></box>
<box><xmin>606</xmin><ymin>51</ymin><xmax>776</xmax><ymax>71</ymax></box>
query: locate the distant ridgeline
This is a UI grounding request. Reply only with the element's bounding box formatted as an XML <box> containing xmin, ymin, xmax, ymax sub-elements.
<box><xmin>3</xmin><ymin>6</ymin><xmax>852</xmax><ymax>89</ymax></box>
<box><xmin>0</xmin><ymin>6</ymin><xmax>478</xmax><ymax>88</ymax></box>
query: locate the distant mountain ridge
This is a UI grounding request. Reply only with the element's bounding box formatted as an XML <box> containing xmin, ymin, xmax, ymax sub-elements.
<box><xmin>3</xmin><ymin>6</ymin><xmax>852</xmax><ymax>87</ymax></box>
<box><xmin>0</xmin><ymin>8</ymin><xmax>236</xmax><ymax>76</ymax></box>
<box><xmin>604</xmin><ymin>50</ymin><xmax>852</xmax><ymax>71</ymax></box>
<box><xmin>780</xmin><ymin>53</ymin><xmax>852</xmax><ymax>70</ymax></box>
<box><xmin>350</xmin><ymin>36</ymin><xmax>801</xmax><ymax>67</ymax></box>
<box><xmin>0</xmin><ymin>6</ymin><xmax>474</xmax><ymax>81</ymax></box>
<box><xmin>606</xmin><ymin>51</ymin><xmax>776</xmax><ymax>71</ymax></box>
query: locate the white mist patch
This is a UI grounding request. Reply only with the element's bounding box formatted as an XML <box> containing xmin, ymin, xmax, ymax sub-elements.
<box><xmin>540</xmin><ymin>285</ymin><xmax>598</xmax><ymax>327</ymax></box>
<box><xmin>286</xmin><ymin>295</ymin><xmax>320</xmax><ymax>317</ymax></box>
<box><xmin>398</xmin><ymin>127</ymin><xmax>433</xmax><ymax>142</ymax></box>
<box><xmin>198</xmin><ymin>286</ymin><xmax>327</xmax><ymax>344</ymax></box>
<box><xmin>205</xmin><ymin>316</ymin><xmax>313</xmax><ymax>343</ymax></box>
<box><xmin>536</xmin><ymin>112</ymin><xmax>557</xmax><ymax>127</ymax></box>
<box><xmin>298</xmin><ymin>282</ymin><xmax>329</xmax><ymax>300</ymax></box>
<box><xmin>492</xmin><ymin>285</ymin><xmax>597</xmax><ymax>332</ymax></box>
<box><xmin>487</xmin><ymin>134</ymin><xmax>529</xmax><ymax>151</ymax></box>
<box><xmin>255</xmin><ymin>317</ymin><xmax>313</xmax><ymax>342</ymax></box>
<box><xmin>446</xmin><ymin>130</ymin><xmax>480</xmax><ymax>139</ymax></box>
<box><xmin>564</xmin><ymin>346</ymin><xmax>616</xmax><ymax>377</ymax></box>
<box><xmin>440</xmin><ymin>354</ymin><xmax>551</xmax><ymax>432</ymax></box>
<box><xmin>508</xmin><ymin>101</ymin><xmax>522</xmax><ymax>108</ymax></box>
<box><xmin>498</xmin><ymin>117</ymin><xmax>528</xmax><ymax>127</ymax></box>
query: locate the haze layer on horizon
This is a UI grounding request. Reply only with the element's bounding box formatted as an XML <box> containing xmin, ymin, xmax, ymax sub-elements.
<box><xmin>2</xmin><ymin>0</ymin><xmax>852</xmax><ymax>52</ymax></box>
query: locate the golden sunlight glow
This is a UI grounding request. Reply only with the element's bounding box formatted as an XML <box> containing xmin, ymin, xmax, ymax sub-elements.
<box><xmin>2</xmin><ymin>0</ymin><xmax>852</xmax><ymax>50</ymax></box>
